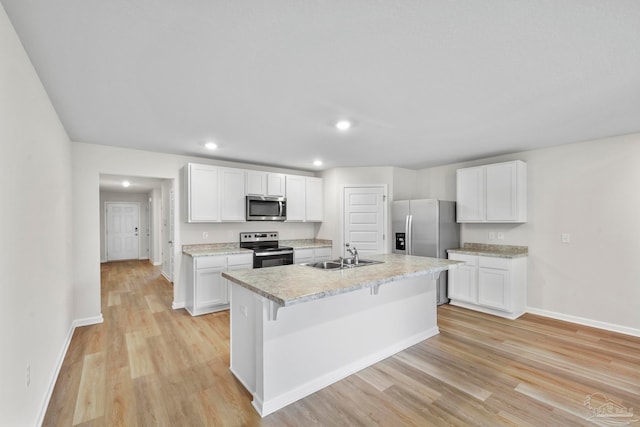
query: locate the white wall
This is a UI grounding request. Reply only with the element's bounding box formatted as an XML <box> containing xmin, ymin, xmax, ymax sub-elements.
<box><xmin>0</xmin><ymin>5</ymin><xmax>74</xmax><ymax>426</ymax></box>
<box><xmin>318</xmin><ymin>166</ymin><xmax>418</xmax><ymax>256</ymax></box>
<box><xmin>415</xmin><ymin>135</ymin><xmax>640</xmax><ymax>334</ymax></box>
<box><xmin>72</xmin><ymin>143</ymin><xmax>318</xmax><ymax>318</ymax></box>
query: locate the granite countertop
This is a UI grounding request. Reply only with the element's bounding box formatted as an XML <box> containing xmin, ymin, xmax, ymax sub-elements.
<box><xmin>182</xmin><ymin>239</ymin><xmax>332</xmax><ymax>257</ymax></box>
<box><xmin>182</xmin><ymin>243</ymin><xmax>252</xmax><ymax>257</ymax></box>
<box><xmin>281</xmin><ymin>239</ymin><xmax>332</xmax><ymax>249</ymax></box>
<box><xmin>448</xmin><ymin>243</ymin><xmax>528</xmax><ymax>259</ymax></box>
<box><xmin>222</xmin><ymin>253</ymin><xmax>462</xmax><ymax>307</ymax></box>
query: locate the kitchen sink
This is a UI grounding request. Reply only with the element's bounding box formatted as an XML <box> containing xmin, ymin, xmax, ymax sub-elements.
<box><xmin>302</xmin><ymin>259</ymin><xmax>383</xmax><ymax>270</ymax></box>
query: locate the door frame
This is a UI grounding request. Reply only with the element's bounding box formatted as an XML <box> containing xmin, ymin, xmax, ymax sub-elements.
<box><xmin>339</xmin><ymin>184</ymin><xmax>389</xmax><ymax>257</ymax></box>
<box><xmin>105</xmin><ymin>201</ymin><xmax>141</xmax><ymax>262</ymax></box>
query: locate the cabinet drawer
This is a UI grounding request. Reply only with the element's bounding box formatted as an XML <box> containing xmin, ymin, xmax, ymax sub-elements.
<box><xmin>448</xmin><ymin>253</ymin><xmax>477</xmax><ymax>265</ymax></box>
<box><xmin>315</xmin><ymin>247</ymin><xmax>332</xmax><ymax>258</ymax></box>
<box><xmin>478</xmin><ymin>256</ymin><xmax>510</xmax><ymax>270</ymax></box>
<box><xmin>228</xmin><ymin>253</ymin><xmax>254</xmax><ymax>266</ymax></box>
<box><xmin>196</xmin><ymin>256</ymin><xmax>227</xmax><ymax>269</ymax></box>
<box><xmin>295</xmin><ymin>248</ymin><xmax>314</xmax><ymax>263</ymax></box>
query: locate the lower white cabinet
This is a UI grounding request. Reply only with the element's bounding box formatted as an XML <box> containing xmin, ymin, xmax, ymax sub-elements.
<box><xmin>185</xmin><ymin>253</ymin><xmax>253</xmax><ymax>316</ymax></box>
<box><xmin>294</xmin><ymin>247</ymin><xmax>332</xmax><ymax>264</ymax></box>
<box><xmin>448</xmin><ymin>253</ymin><xmax>527</xmax><ymax>319</ymax></box>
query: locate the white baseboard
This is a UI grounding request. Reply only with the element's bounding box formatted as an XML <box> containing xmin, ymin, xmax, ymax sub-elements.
<box><xmin>36</xmin><ymin>313</ymin><xmax>104</xmax><ymax>426</ymax></box>
<box><xmin>72</xmin><ymin>314</ymin><xmax>104</xmax><ymax>328</ymax></box>
<box><xmin>172</xmin><ymin>301</ymin><xmax>185</xmax><ymax>310</ymax></box>
<box><xmin>152</xmin><ymin>261</ymin><xmax>162</xmax><ymax>266</ymax></box>
<box><xmin>526</xmin><ymin>307</ymin><xmax>640</xmax><ymax>338</ymax></box>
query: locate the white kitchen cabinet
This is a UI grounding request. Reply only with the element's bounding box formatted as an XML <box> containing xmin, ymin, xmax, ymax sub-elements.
<box><xmin>220</xmin><ymin>168</ymin><xmax>246</xmax><ymax>221</ymax></box>
<box><xmin>267</xmin><ymin>173</ymin><xmax>286</xmax><ymax>197</ymax></box>
<box><xmin>285</xmin><ymin>175</ymin><xmax>306</xmax><ymax>221</ymax></box>
<box><xmin>456</xmin><ymin>160</ymin><xmax>526</xmax><ymax>223</ymax></box>
<box><xmin>245</xmin><ymin>170</ymin><xmax>267</xmax><ymax>196</ymax></box>
<box><xmin>183</xmin><ymin>163</ymin><xmax>219</xmax><ymax>222</ymax></box>
<box><xmin>447</xmin><ymin>253</ymin><xmax>477</xmax><ymax>304</ymax></box>
<box><xmin>305</xmin><ymin>177</ymin><xmax>323</xmax><ymax>222</ymax></box>
<box><xmin>285</xmin><ymin>175</ymin><xmax>323</xmax><ymax>222</ymax></box>
<box><xmin>448</xmin><ymin>252</ymin><xmax>527</xmax><ymax>319</ymax></box>
<box><xmin>294</xmin><ymin>247</ymin><xmax>332</xmax><ymax>264</ymax></box>
<box><xmin>245</xmin><ymin>171</ymin><xmax>286</xmax><ymax>197</ymax></box>
<box><xmin>185</xmin><ymin>253</ymin><xmax>253</xmax><ymax>316</ymax></box>
<box><xmin>313</xmin><ymin>247</ymin><xmax>332</xmax><ymax>262</ymax></box>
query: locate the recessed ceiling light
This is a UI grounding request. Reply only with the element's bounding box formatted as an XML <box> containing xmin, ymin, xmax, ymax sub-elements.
<box><xmin>313</xmin><ymin>160</ymin><xmax>323</xmax><ymax>167</ymax></box>
<box><xmin>335</xmin><ymin>120</ymin><xmax>352</xmax><ymax>131</ymax></box>
<box><xmin>122</xmin><ymin>181</ymin><xmax>131</xmax><ymax>188</ymax></box>
<box><xmin>205</xmin><ymin>141</ymin><xmax>218</xmax><ymax>150</ymax></box>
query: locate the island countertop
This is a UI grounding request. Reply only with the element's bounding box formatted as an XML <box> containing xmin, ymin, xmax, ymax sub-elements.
<box><xmin>222</xmin><ymin>253</ymin><xmax>461</xmax><ymax>307</ymax></box>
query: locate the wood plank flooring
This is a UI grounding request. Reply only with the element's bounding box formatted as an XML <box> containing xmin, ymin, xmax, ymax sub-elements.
<box><xmin>43</xmin><ymin>261</ymin><xmax>640</xmax><ymax>426</ymax></box>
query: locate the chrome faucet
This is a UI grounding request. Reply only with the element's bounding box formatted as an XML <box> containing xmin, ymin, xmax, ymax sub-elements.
<box><xmin>345</xmin><ymin>243</ymin><xmax>359</xmax><ymax>264</ymax></box>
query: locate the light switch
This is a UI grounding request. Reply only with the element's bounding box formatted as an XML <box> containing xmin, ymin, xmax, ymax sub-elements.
<box><xmin>497</xmin><ymin>232</ymin><xmax>504</xmax><ymax>240</ymax></box>
<box><xmin>488</xmin><ymin>232</ymin><xmax>496</xmax><ymax>241</ymax></box>
<box><xmin>561</xmin><ymin>233</ymin><xmax>571</xmax><ymax>244</ymax></box>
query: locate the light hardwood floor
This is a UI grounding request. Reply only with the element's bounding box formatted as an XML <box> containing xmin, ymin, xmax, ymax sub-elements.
<box><xmin>43</xmin><ymin>261</ymin><xmax>640</xmax><ymax>426</ymax></box>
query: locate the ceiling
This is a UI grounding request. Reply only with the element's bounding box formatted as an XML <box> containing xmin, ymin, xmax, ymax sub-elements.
<box><xmin>3</xmin><ymin>1</ymin><xmax>640</xmax><ymax>171</ymax></box>
<box><xmin>99</xmin><ymin>174</ymin><xmax>166</xmax><ymax>193</ymax></box>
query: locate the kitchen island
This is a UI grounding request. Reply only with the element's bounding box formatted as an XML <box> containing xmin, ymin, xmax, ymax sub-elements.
<box><xmin>222</xmin><ymin>253</ymin><xmax>461</xmax><ymax>417</ymax></box>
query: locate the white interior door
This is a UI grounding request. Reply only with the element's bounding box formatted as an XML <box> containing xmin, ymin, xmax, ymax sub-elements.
<box><xmin>168</xmin><ymin>188</ymin><xmax>175</xmax><ymax>282</ymax></box>
<box><xmin>343</xmin><ymin>186</ymin><xmax>386</xmax><ymax>257</ymax></box>
<box><xmin>106</xmin><ymin>202</ymin><xmax>140</xmax><ymax>261</ymax></box>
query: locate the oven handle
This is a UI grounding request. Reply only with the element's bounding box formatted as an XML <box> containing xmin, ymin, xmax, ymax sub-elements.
<box><xmin>255</xmin><ymin>250</ymin><xmax>294</xmax><ymax>257</ymax></box>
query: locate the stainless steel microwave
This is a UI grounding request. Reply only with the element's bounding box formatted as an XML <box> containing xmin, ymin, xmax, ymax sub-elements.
<box><xmin>246</xmin><ymin>196</ymin><xmax>287</xmax><ymax>221</ymax></box>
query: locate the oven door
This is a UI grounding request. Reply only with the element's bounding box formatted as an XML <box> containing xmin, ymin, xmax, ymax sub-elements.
<box><xmin>253</xmin><ymin>250</ymin><xmax>294</xmax><ymax>268</ymax></box>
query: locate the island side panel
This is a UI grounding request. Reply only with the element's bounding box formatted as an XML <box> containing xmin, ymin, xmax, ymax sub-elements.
<box><xmin>252</xmin><ymin>275</ymin><xmax>438</xmax><ymax>417</ymax></box>
<box><xmin>229</xmin><ymin>283</ymin><xmax>258</xmax><ymax>394</ymax></box>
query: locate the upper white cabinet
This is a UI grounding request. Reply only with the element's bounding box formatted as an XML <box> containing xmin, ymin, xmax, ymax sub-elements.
<box><xmin>245</xmin><ymin>171</ymin><xmax>286</xmax><ymax>197</ymax></box>
<box><xmin>184</xmin><ymin>163</ymin><xmax>322</xmax><ymax>223</ymax></box>
<box><xmin>267</xmin><ymin>173</ymin><xmax>286</xmax><ymax>197</ymax></box>
<box><xmin>183</xmin><ymin>163</ymin><xmax>219</xmax><ymax>222</ymax></box>
<box><xmin>246</xmin><ymin>171</ymin><xmax>266</xmax><ymax>196</ymax></box>
<box><xmin>285</xmin><ymin>175</ymin><xmax>323</xmax><ymax>222</ymax></box>
<box><xmin>219</xmin><ymin>168</ymin><xmax>246</xmax><ymax>221</ymax></box>
<box><xmin>456</xmin><ymin>160</ymin><xmax>527</xmax><ymax>223</ymax></box>
<box><xmin>305</xmin><ymin>177</ymin><xmax>323</xmax><ymax>222</ymax></box>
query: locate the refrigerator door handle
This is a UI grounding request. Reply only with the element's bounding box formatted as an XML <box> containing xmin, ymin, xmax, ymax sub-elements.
<box><xmin>406</xmin><ymin>214</ymin><xmax>412</xmax><ymax>255</ymax></box>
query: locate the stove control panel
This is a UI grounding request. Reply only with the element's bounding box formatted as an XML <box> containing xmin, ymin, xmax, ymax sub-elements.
<box><xmin>240</xmin><ymin>232</ymin><xmax>279</xmax><ymax>242</ymax></box>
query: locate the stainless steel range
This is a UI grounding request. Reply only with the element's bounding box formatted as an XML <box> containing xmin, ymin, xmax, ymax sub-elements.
<box><xmin>240</xmin><ymin>232</ymin><xmax>294</xmax><ymax>268</ymax></box>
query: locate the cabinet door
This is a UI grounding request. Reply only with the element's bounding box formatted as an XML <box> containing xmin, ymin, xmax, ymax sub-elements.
<box><xmin>448</xmin><ymin>254</ymin><xmax>476</xmax><ymax>303</ymax></box>
<box><xmin>246</xmin><ymin>171</ymin><xmax>266</xmax><ymax>195</ymax></box>
<box><xmin>267</xmin><ymin>173</ymin><xmax>286</xmax><ymax>197</ymax></box>
<box><xmin>294</xmin><ymin>248</ymin><xmax>314</xmax><ymax>264</ymax></box>
<box><xmin>187</xmin><ymin>164</ymin><xmax>219</xmax><ymax>222</ymax></box>
<box><xmin>285</xmin><ymin>175</ymin><xmax>306</xmax><ymax>221</ymax></box>
<box><xmin>314</xmin><ymin>247</ymin><xmax>332</xmax><ymax>262</ymax></box>
<box><xmin>486</xmin><ymin>162</ymin><xmax>517</xmax><ymax>221</ymax></box>
<box><xmin>220</xmin><ymin>168</ymin><xmax>246</xmax><ymax>221</ymax></box>
<box><xmin>456</xmin><ymin>167</ymin><xmax>484</xmax><ymax>222</ymax></box>
<box><xmin>305</xmin><ymin>177</ymin><xmax>323</xmax><ymax>222</ymax></box>
<box><xmin>478</xmin><ymin>267</ymin><xmax>511</xmax><ymax>311</ymax></box>
<box><xmin>195</xmin><ymin>265</ymin><xmax>227</xmax><ymax>309</ymax></box>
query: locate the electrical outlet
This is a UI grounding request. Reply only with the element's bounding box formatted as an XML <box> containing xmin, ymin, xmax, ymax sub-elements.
<box><xmin>497</xmin><ymin>232</ymin><xmax>505</xmax><ymax>240</ymax></box>
<box><xmin>488</xmin><ymin>232</ymin><xmax>496</xmax><ymax>241</ymax></box>
<box><xmin>202</xmin><ymin>231</ymin><xmax>209</xmax><ymax>239</ymax></box>
<box><xmin>561</xmin><ymin>233</ymin><xmax>571</xmax><ymax>244</ymax></box>
<box><xmin>26</xmin><ymin>364</ymin><xmax>30</xmax><ymax>388</ymax></box>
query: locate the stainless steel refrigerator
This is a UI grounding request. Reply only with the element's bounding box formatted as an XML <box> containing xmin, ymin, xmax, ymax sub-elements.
<box><xmin>391</xmin><ymin>199</ymin><xmax>460</xmax><ymax>305</ymax></box>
